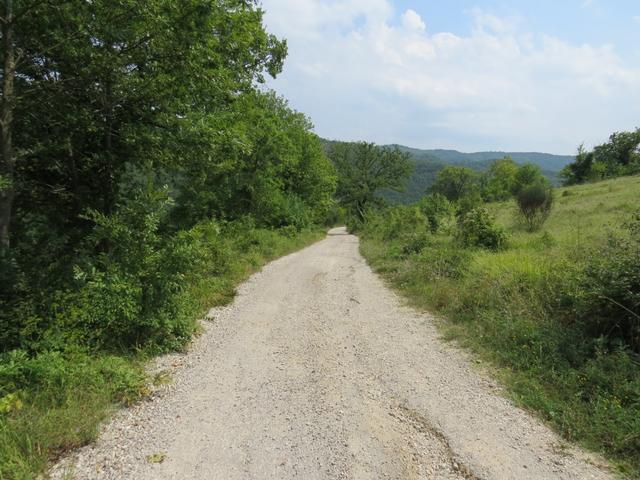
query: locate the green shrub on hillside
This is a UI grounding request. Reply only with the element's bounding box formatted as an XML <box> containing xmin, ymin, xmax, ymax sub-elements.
<box><xmin>457</xmin><ymin>207</ymin><xmax>507</xmax><ymax>251</ymax></box>
<box><xmin>418</xmin><ymin>193</ymin><xmax>453</xmax><ymax>233</ymax></box>
<box><xmin>517</xmin><ymin>183</ymin><xmax>554</xmax><ymax>231</ymax></box>
<box><xmin>573</xmin><ymin>211</ymin><xmax>640</xmax><ymax>352</ymax></box>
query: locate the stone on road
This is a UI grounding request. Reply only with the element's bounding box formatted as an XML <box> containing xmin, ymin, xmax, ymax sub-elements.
<box><xmin>54</xmin><ymin>227</ymin><xmax>611</xmax><ymax>479</ymax></box>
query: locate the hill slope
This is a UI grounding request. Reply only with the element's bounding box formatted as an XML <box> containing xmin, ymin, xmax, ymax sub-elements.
<box><xmin>384</xmin><ymin>145</ymin><xmax>574</xmax><ymax>203</ymax></box>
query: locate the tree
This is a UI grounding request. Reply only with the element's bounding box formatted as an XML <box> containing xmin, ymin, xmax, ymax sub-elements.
<box><xmin>561</xmin><ymin>129</ymin><xmax>640</xmax><ymax>186</ymax></box>
<box><xmin>330</xmin><ymin>142</ymin><xmax>412</xmax><ymax>220</ymax></box>
<box><xmin>0</xmin><ymin>0</ymin><xmax>14</xmax><ymax>249</ymax></box>
<box><xmin>480</xmin><ymin>156</ymin><xmax>519</xmax><ymax>201</ymax></box>
<box><xmin>512</xmin><ymin>163</ymin><xmax>547</xmax><ymax>196</ymax></box>
<box><xmin>418</xmin><ymin>193</ymin><xmax>452</xmax><ymax>233</ymax></box>
<box><xmin>430</xmin><ymin>166</ymin><xmax>478</xmax><ymax>202</ymax></box>
<box><xmin>1</xmin><ymin>0</ymin><xmax>340</xmax><ymax>354</ymax></box>
<box><xmin>3</xmin><ymin>0</ymin><xmax>288</xmax><ymax>252</ymax></box>
<box><xmin>560</xmin><ymin>144</ymin><xmax>594</xmax><ymax>186</ymax></box>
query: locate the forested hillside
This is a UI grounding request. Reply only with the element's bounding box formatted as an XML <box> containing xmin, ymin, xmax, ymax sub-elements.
<box><xmin>0</xmin><ymin>2</ymin><xmax>336</xmax><ymax>477</ymax></box>
<box><xmin>323</xmin><ymin>140</ymin><xmax>573</xmax><ymax>204</ymax></box>
<box><xmin>386</xmin><ymin>145</ymin><xmax>573</xmax><ymax>204</ymax></box>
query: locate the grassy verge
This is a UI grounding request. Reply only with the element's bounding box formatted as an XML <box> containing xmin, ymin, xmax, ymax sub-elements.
<box><xmin>0</xmin><ymin>226</ymin><xmax>325</xmax><ymax>480</ymax></box>
<box><xmin>359</xmin><ymin>176</ymin><xmax>640</xmax><ymax>478</ymax></box>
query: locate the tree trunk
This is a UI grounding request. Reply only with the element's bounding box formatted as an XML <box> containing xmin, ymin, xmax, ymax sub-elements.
<box><xmin>0</xmin><ymin>0</ymin><xmax>15</xmax><ymax>249</ymax></box>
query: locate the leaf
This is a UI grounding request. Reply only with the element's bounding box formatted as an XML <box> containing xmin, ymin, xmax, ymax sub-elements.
<box><xmin>146</xmin><ymin>452</ymin><xmax>167</xmax><ymax>464</ymax></box>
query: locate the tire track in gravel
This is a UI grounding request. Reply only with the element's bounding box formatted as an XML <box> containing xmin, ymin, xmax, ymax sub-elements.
<box><xmin>52</xmin><ymin>227</ymin><xmax>613</xmax><ymax>480</ymax></box>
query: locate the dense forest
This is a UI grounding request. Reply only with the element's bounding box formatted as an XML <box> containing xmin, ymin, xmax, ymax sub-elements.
<box><xmin>0</xmin><ymin>2</ymin><xmax>337</xmax><ymax>476</ymax></box>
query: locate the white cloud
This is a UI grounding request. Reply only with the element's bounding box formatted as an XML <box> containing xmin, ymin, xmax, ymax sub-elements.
<box><xmin>634</xmin><ymin>15</ymin><xmax>640</xmax><ymax>25</ymax></box>
<box><xmin>261</xmin><ymin>1</ymin><xmax>640</xmax><ymax>152</ymax></box>
<box><xmin>402</xmin><ymin>9</ymin><xmax>426</xmax><ymax>31</ymax></box>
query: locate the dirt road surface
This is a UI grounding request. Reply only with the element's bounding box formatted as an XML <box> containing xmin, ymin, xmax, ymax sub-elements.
<box><xmin>53</xmin><ymin>228</ymin><xmax>612</xmax><ymax>479</ymax></box>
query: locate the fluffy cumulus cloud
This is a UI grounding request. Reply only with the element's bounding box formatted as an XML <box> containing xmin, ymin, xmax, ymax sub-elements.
<box><xmin>402</xmin><ymin>9</ymin><xmax>426</xmax><ymax>31</ymax></box>
<box><xmin>261</xmin><ymin>0</ymin><xmax>640</xmax><ymax>152</ymax></box>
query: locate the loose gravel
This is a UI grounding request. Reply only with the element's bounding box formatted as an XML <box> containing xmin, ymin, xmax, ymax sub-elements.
<box><xmin>51</xmin><ymin>228</ymin><xmax>613</xmax><ymax>479</ymax></box>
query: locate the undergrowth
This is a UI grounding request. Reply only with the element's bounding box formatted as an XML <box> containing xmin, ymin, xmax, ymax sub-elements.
<box><xmin>0</xmin><ymin>224</ymin><xmax>323</xmax><ymax>480</ymax></box>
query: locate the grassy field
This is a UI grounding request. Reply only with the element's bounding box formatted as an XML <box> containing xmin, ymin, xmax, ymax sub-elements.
<box><xmin>360</xmin><ymin>175</ymin><xmax>640</xmax><ymax>478</ymax></box>
<box><xmin>0</xmin><ymin>227</ymin><xmax>325</xmax><ymax>480</ymax></box>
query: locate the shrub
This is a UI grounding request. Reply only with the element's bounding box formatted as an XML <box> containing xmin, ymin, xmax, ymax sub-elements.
<box><xmin>573</xmin><ymin>211</ymin><xmax>640</xmax><ymax>352</ymax></box>
<box><xmin>400</xmin><ymin>230</ymin><xmax>431</xmax><ymax>255</ymax></box>
<box><xmin>517</xmin><ymin>183</ymin><xmax>554</xmax><ymax>231</ymax></box>
<box><xmin>455</xmin><ymin>190</ymin><xmax>484</xmax><ymax>220</ymax></box>
<box><xmin>360</xmin><ymin>206</ymin><xmax>427</xmax><ymax>241</ymax></box>
<box><xmin>419</xmin><ymin>193</ymin><xmax>453</xmax><ymax>233</ymax></box>
<box><xmin>457</xmin><ymin>207</ymin><xmax>507</xmax><ymax>251</ymax></box>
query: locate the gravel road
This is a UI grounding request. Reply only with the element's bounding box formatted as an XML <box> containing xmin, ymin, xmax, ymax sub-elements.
<box><xmin>52</xmin><ymin>227</ymin><xmax>612</xmax><ymax>480</ymax></box>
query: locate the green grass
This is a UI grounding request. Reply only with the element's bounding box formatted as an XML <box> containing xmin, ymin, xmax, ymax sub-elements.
<box><xmin>0</xmin><ymin>227</ymin><xmax>325</xmax><ymax>480</ymax></box>
<box><xmin>360</xmin><ymin>175</ymin><xmax>640</xmax><ymax>478</ymax></box>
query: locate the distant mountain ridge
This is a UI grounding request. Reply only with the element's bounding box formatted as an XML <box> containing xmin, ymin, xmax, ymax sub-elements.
<box><xmin>321</xmin><ymin>138</ymin><xmax>575</xmax><ymax>204</ymax></box>
<box><xmin>387</xmin><ymin>145</ymin><xmax>575</xmax><ymax>172</ymax></box>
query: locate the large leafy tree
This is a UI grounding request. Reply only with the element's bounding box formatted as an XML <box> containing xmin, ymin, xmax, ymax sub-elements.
<box><xmin>430</xmin><ymin>166</ymin><xmax>478</xmax><ymax>202</ymax></box>
<box><xmin>329</xmin><ymin>142</ymin><xmax>412</xmax><ymax>219</ymax></box>
<box><xmin>172</xmin><ymin>91</ymin><xmax>336</xmax><ymax>228</ymax></box>
<box><xmin>479</xmin><ymin>157</ymin><xmax>519</xmax><ymax>201</ymax></box>
<box><xmin>2</xmin><ymin>0</ymin><xmax>287</xmax><ymax>251</ymax></box>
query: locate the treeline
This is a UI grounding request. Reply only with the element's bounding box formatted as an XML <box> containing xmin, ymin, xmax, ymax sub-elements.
<box><xmin>561</xmin><ymin>129</ymin><xmax>640</xmax><ymax>185</ymax></box>
<box><xmin>429</xmin><ymin>157</ymin><xmax>549</xmax><ymax>203</ymax></box>
<box><xmin>0</xmin><ymin>1</ymin><xmax>336</xmax><ymax>476</ymax></box>
<box><xmin>329</xmin><ymin>141</ymin><xmax>551</xmax><ymax>232</ymax></box>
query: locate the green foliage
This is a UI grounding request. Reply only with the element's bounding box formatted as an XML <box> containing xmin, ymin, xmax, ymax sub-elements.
<box><xmin>330</xmin><ymin>142</ymin><xmax>412</xmax><ymax>220</ymax></box>
<box><xmin>0</xmin><ymin>349</ymin><xmax>146</xmax><ymax>479</ymax></box>
<box><xmin>562</xmin><ymin>130</ymin><xmax>640</xmax><ymax>185</ymax></box>
<box><xmin>479</xmin><ymin>156</ymin><xmax>519</xmax><ymax>201</ymax></box>
<box><xmin>512</xmin><ymin>163</ymin><xmax>548</xmax><ymax>195</ymax></box>
<box><xmin>516</xmin><ymin>183</ymin><xmax>554</xmax><ymax>231</ymax></box>
<box><xmin>430</xmin><ymin>166</ymin><xmax>478</xmax><ymax>202</ymax></box>
<box><xmin>375</xmin><ymin>146</ymin><xmax>572</xmax><ymax>205</ymax></box>
<box><xmin>454</xmin><ymin>189</ymin><xmax>484</xmax><ymax>219</ymax></box>
<box><xmin>572</xmin><ymin>212</ymin><xmax>640</xmax><ymax>352</ymax></box>
<box><xmin>456</xmin><ymin>207</ymin><xmax>507</xmax><ymax>250</ymax></box>
<box><xmin>418</xmin><ymin>193</ymin><xmax>453</xmax><ymax>233</ymax></box>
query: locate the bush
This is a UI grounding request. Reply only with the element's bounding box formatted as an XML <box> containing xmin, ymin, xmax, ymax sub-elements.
<box><xmin>61</xmin><ymin>173</ymin><xmax>210</xmax><ymax>351</ymax></box>
<box><xmin>457</xmin><ymin>207</ymin><xmax>507</xmax><ymax>251</ymax></box>
<box><xmin>400</xmin><ymin>230</ymin><xmax>431</xmax><ymax>255</ymax></box>
<box><xmin>417</xmin><ymin>244</ymin><xmax>471</xmax><ymax>280</ymax></box>
<box><xmin>360</xmin><ymin>206</ymin><xmax>428</xmax><ymax>242</ymax></box>
<box><xmin>419</xmin><ymin>193</ymin><xmax>453</xmax><ymax>233</ymax></box>
<box><xmin>517</xmin><ymin>183</ymin><xmax>554</xmax><ymax>231</ymax></box>
<box><xmin>573</xmin><ymin>211</ymin><xmax>640</xmax><ymax>352</ymax></box>
<box><xmin>455</xmin><ymin>191</ymin><xmax>484</xmax><ymax>220</ymax></box>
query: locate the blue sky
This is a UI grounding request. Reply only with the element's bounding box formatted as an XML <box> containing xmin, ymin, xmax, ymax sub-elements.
<box><xmin>261</xmin><ymin>0</ymin><xmax>640</xmax><ymax>153</ymax></box>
